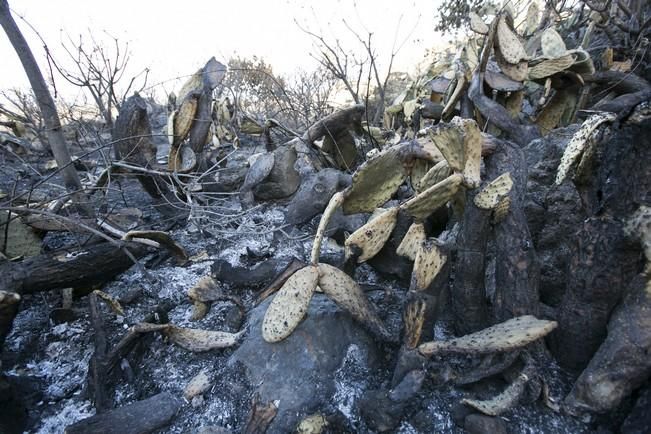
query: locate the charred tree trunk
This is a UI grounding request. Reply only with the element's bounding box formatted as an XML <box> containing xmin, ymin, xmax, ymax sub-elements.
<box><xmin>113</xmin><ymin>94</ymin><xmax>171</xmax><ymax>199</ymax></box>
<box><xmin>488</xmin><ymin>141</ymin><xmax>539</xmax><ymax>322</ymax></box>
<box><xmin>0</xmin><ymin>0</ymin><xmax>90</xmax><ymax>215</ymax></box>
<box><xmin>452</xmin><ymin>189</ymin><xmax>491</xmax><ymax>335</ymax></box>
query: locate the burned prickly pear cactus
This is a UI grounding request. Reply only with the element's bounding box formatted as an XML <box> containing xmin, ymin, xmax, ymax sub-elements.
<box><xmin>261</xmin><ymin>116</ymin><xmax>517</xmax><ymax>344</ymax></box>
<box><xmin>418</xmin><ymin>316</ymin><xmax>558</xmax><ymax>356</ymax></box>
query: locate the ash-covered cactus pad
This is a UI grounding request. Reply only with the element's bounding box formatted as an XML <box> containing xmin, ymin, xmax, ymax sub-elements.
<box><xmin>342</xmin><ymin>146</ymin><xmax>408</xmax><ymax>214</ymax></box>
<box><xmin>418</xmin><ymin>315</ymin><xmax>557</xmax><ymax>356</ymax></box>
<box><xmin>345</xmin><ymin>207</ymin><xmax>399</xmax><ymax>263</ymax></box>
<box><xmin>414</xmin><ymin>160</ymin><xmax>451</xmax><ymax>193</ymax></box>
<box><xmin>555</xmin><ymin>112</ymin><xmax>616</xmax><ymax>185</ymax></box>
<box><xmin>411</xmin><ymin>239</ymin><xmax>447</xmax><ymax>291</ymax></box>
<box><xmin>262</xmin><ymin>265</ymin><xmax>319</xmax><ymax>342</ymax></box>
<box><xmin>428</xmin><ymin>123</ymin><xmax>465</xmax><ymax>172</ymax></box>
<box><xmin>318</xmin><ymin>263</ymin><xmax>392</xmax><ymax>340</ymax></box>
<box><xmin>461</xmin><ymin>357</ymin><xmax>537</xmax><ymax>415</ymax></box>
<box><xmin>473</xmin><ymin>172</ymin><xmax>513</xmax><ymax>210</ymax></box>
<box><xmin>495</xmin><ymin>15</ymin><xmax>528</xmax><ymax>65</ymax></box>
<box><xmin>164</xmin><ymin>325</ymin><xmax>244</xmax><ymax>352</ymax></box>
<box><xmin>401</xmin><ymin>173</ymin><xmax>464</xmax><ymax>220</ymax></box>
<box><xmin>397</xmin><ymin>222</ymin><xmax>426</xmax><ymax>261</ymax></box>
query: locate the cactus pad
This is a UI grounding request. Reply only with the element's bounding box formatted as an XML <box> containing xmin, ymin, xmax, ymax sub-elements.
<box><xmin>418</xmin><ymin>315</ymin><xmax>558</xmax><ymax>356</ymax></box>
<box><xmin>402</xmin><ymin>173</ymin><xmax>464</xmax><ymax>220</ymax></box>
<box><xmin>342</xmin><ymin>147</ymin><xmax>407</xmax><ymax>214</ymax></box>
<box><xmin>318</xmin><ymin>263</ymin><xmax>391</xmax><ymax>340</ymax></box>
<box><xmin>397</xmin><ymin>223</ymin><xmax>427</xmax><ymax>261</ymax></box>
<box><xmin>556</xmin><ymin>112</ymin><xmax>616</xmax><ymax>185</ymax></box>
<box><xmin>473</xmin><ymin>173</ymin><xmax>513</xmax><ymax>209</ymax></box>
<box><xmin>411</xmin><ymin>239</ymin><xmax>447</xmax><ymax>291</ymax></box>
<box><xmin>262</xmin><ymin>266</ymin><xmax>319</xmax><ymax>342</ymax></box>
<box><xmin>345</xmin><ymin>207</ymin><xmax>399</xmax><ymax>263</ymax></box>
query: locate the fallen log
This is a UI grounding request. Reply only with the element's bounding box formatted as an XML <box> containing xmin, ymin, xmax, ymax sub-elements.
<box><xmin>301</xmin><ymin>104</ymin><xmax>365</xmax><ymax>145</ymax></box>
<box><xmin>64</xmin><ymin>391</ymin><xmax>180</xmax><ymax>434</ymax></box>
<box><xmin>0</xmin><ymin>241</ymin><xmax>150</xmax><ymax>295</ymax></box>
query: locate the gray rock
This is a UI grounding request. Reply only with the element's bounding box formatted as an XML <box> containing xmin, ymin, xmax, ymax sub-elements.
<box><xmin>621</xmin><ymin>384</ymin><xmax>651</xmax><ymax>434</ymax></box>
<box><xmin>464</xmin><ymin>413</ymin><xmax>508</xmax><ymax>434</ymax></box>
<box><xmin>285</xmin><ymin>169</ymin><xmax>350</xmax><ymax>225</ymax></box>
<box><xmin>228</xmin><ymin>294</ymin><xmax>380</xmax><ymax>433</ymax></box>
<box><xmin>254</xmin><ymin>145</ymin><xmax>301</xmax><ymax>200</ymax></box>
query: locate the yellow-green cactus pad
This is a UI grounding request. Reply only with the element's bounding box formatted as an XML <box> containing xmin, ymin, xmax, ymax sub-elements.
<box><xmin>496</xmin><ymin>15</ymin><xmax>528</xmax><ymax>64</ymax></box>
<box><xmin>342</xmin><ymin>147</ymin><xmax>407</xmax><ymax>215</ymax></box>
<box><xmin>396</xmin><ymin>223</ymin><xmax>427</xmax><ymax>261</ymax></box>
<box><xmin>461</xmin><ymin>363</ymin><xmax>533</xmax><ymax>415</ymax></box>
<box><xmin>493</xmin><ymin>195</ymin><xmax>512</xmax><ymax>224</ymax></box>
<box><xmin>172</xmin><ymin>93</ymin><xmax>199</xmax><ymax>145</ymax></box>
<box><xmin>164</xmin><ymin>325</ymin><xmax>244</xmax><ymax>352</ymax></box>
<box><xmin>297</xmin><ymin>414</ymin><xmax>328</xmax><ymax>434</ymax></box>
<box><xmin>262</xmin><ymin>265</ymin><xmax>319</xmax><ymax>342</ymax></box>
<box><xmin>345</xmin><ymin>207</ymin><xmax>399</xmax><ymax>263</ymax></box>
<box><xmin>401</xmin><ymin>173</ymin><xmax>464</xmax><ymax>220</ymax></box>
<box><xmin>411</xmin><ymin>239</ymin><xmax>447</xmax><ymax>291</ymax></box>
<box><xmin>92</xmin><ymin>290</ymin><xmax>125</xmax><ymax>316</ymax></box>
<box><xmin>528</xmin><ymin>54</ymin><xmax>576</xmax><ymax>80</ymax></box>
<box><xmin>541</xmin><ymin>27</ymin><xmax>567</xmax><ymax>58</ymax></box>
<box><xmin>415</xmin><ymin>160</ymin><xmax>451</xmax><ymax>193</ymax></box>
<box><xmin>416</xmin><ymin>135</ymin><xmax>446</xmax><ymax>163</ymax></box>
<box><xmin>428</xmin><ymin>123</ymin><xmax>465</xmax><ymax>172</ymax></box>
<box><xmin>191</xmin><ymin>301</ymin><xmax>209</xmax><ymax>321</ymax></box>
<box><xmin>473</xmin><ymin>173</ymin><xmax>513</xmax><ymax>209</ymax></box>
<box><xmin>418</xmin><ymin>315</ymin><xmax>558</xmax><ymax>356</ymax></box>
<box><xmin>454</xmin><ymin>117</ymin><xmax>482</xmax><ymax>188</ymax></box>
<box><xmin>555</xmin><ymin>112</ymin><xmax>616</xmax><ymax>185</ymax></box>
<box><xmin>318</xmin><ymin>263</ymin><xmax>391</xmax><ymax>339</ymax></box>
<box><xmin>498</xmin><ymin>58</ymin><xmax>529</xmax><ymax>82</ymax></box>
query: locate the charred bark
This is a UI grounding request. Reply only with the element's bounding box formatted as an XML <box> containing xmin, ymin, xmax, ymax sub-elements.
<box><xmin>488</xmin><ymin>141</ymin><xmax>539</xmax><ymax>322</ymax></box>
<box><xmin>0</xmin><ymin>241</ymin><xmax>149</xmax><ymax>295</ymax></box>
<box><xmin>64</xmin><ymin>391</ymin><xmax>180</xmax><ymax>434</ymax></box>
<box><xmin>301</xmin><ymin>104</ymin><xmax>365</xmax><ymax>145</ymax></box>
<box><xmin>113</xmin><ymin>94</ymin><xmax>171</xmax><ymax>200</ymax></box>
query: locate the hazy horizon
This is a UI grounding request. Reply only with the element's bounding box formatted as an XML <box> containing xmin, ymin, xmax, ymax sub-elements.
<box><xmin>0</xmin><ymin>0</ymin><xmax>448</xmax><ymax>102</ymax></box>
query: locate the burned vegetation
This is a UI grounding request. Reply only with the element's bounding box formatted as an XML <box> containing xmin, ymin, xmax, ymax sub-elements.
<box><xmin>1</xmin><ymin>0</ymin><xmax>651</xmax><ymax>433</ymax></box>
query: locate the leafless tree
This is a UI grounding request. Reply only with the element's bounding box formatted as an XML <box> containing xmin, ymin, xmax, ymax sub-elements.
<box><xmin>49</xmin><ymin>30</ymin><xmax>149</xmax><ymax>128</ymax></box>
<box><xmin>297</xmin><ymin>12</ymin><xmax>419</xmax><ymax>126</ymax></box>
<box><xmin>0</xmin><ymin>0</ymin><xmax>90</xmax><ymax>214</ymax></box>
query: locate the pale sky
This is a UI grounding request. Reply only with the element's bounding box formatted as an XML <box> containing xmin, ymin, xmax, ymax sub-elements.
<box><xmin>1</xmin><ymin>0</ymin><xmax>447</xmax><ymax>101</ymax></box>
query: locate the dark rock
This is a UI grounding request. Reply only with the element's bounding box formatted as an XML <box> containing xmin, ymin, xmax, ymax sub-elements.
<box><xmin>285</xmin><ymin>169</ymin><xmax>350</xmax><ymax>225</ymax></box>
<box><xmin>368</xmin><ymin>208</ymin><xmax>414</xmax><ymax>280</ymax></box>
<box><xmin>464</xmin><ymin>413</ymin><xmax>508</xmax><ymax>434</ymax></box>
<box><xmin>565</xmin><ymin>274</ymin><xmax>651</xmax><ymax>414</ymax></box>
<box><xmin>50</xmin><ymin>308</ymin><xmax>75</xmax><ymax>325</ymax></box>
<box><xmin>450</xmin><ymin>400</ymin><xmax>474</xmax><ymax>427</ymax></box>
<box><xmin>208</xmin><ymin>166</ymin><xmax>248</xmax><ymax>192</ymax></box>
<box><xmin>391</xmin><ymin>347</ymin><xmax>428</xmax><ymax>388</ymax></box>
<box><xmin>621</xmin><ymin>384</ymin><xmax>651</xmax><ymax>434</ymax></box>
<box><xmin>211</xmin><ymin>258</ymin><xmax>285</xmax><ymax>288</ymax></box>
<box><xmin>254</xmin><ymin>145</ymin><xmax>301</xmax><ymax>200</ymax></box>
<box><xmin>359</xmin><ymin>389</ymin><xmax>405</xmax><ymax>432</ymax></box>
<box><xmin>389</xmin><ymin>369</ymin><xmax>425</xmax><ymax>402</ymax></box>
<box><xmin>228</xmin><ymin>294</ymin><xmax>380</xmax><ymax>433</ymax></box>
